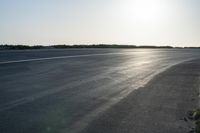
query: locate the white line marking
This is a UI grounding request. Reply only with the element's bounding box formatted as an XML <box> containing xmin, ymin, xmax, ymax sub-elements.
<box><xmin>0</xmin><ymin>52</ymin><xmax>125</xmax><ymax>65</ymax></box>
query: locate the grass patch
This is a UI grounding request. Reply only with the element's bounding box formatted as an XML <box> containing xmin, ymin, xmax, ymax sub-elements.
<box><xmin>194</xmin><ymin>109</ymin><xmax>200</xmax><ymax>120</ymax></box>
<box><xmin>191</xmin><ymin>109</ymin><xmax>200</xmax><ymax>133</ymax></box>
<box><xmin>195</xmin><ymin>120</ymin><xmax>200</xmax><ymax>133</ymax></box>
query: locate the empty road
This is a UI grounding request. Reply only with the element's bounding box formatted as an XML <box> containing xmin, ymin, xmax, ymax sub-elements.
<box><xmin>0</xmin><ymin>49</ymin><xmax>200</xmax><ymax>133</ymax></box>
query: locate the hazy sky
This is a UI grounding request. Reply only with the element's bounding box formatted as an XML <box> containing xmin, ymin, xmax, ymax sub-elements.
<box><xmin>0</xmin><ymin>0</ymin><xmax>199</xmax><ymax>46</ymax></box>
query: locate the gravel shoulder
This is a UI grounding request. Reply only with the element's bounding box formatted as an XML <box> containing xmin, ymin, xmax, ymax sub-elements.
<box><xmin>81</xmin><ymin>59</ymin><xmax>200</xmax><ymax>133</ymax></box>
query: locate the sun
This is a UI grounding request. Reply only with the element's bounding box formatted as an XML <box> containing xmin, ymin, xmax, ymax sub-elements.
<box><xmin>133</xmin><ymin>0</ymin><xmax>161</xmax><ymax>20</ymax></box>
<box><xmin>123</xmin><ymin>0</ymin><xmax>166</xmax><ymax>23</ymax></box>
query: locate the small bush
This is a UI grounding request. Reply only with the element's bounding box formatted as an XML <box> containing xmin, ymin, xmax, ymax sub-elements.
<box><xmin>192</xmin><ymin>109</ymin><xmax>200</xmax><ymax>133</ymax></box>
<box><xmin>194</xmin><ymin>109</ymin><xmax>200</xmax><ymax>120</ymax></box>
<box><xmin>196</xmin><ymin>120</ymin><xmax>200</xmax><ymax>133</ymax></box>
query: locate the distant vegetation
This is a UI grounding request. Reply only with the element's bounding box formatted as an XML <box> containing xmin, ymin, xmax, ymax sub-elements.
<box><xmin>0</xmin><ymin>45</ymin><xmax>44</xmax><ymax>50</ymax></box>
<box><xmin>0</xmin><ymin>44</ymin><xmax>199</xmax><ymax>50</ymax></box>
<box><xmin>52</xmin><ymin>44</ymin><xmax>173</xmax><ymax>49</ymax></box>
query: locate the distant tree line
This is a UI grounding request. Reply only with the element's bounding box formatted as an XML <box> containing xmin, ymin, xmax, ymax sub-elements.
<box><xmin>52</xmin><ymin>44</ymin><xmax>139</xmax><ymax>48</ymax></box>
<box><xmin>183</xmin><ymin>47</ymin><xmax>200</xmax><ymax>49</ymax></box>
<box><xmin>1</xmin><ymin>44</ymin><xmax>199</xmax><ymax>50</ymax></box>
<box><xmin>52</xmin><ymin>44</ymin><xmax>174</xmax><ymax>49</ymax></box>
<box><xmin>0</xmin><ymin>45</ymin><xmax>44</xmax><ymax>50</ymax></box>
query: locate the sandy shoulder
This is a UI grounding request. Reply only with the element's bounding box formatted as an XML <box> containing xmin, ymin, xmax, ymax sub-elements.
<box><xmin>81</xmin><ymin>59</ymin><xmax>200</xmax><ymax>133</ymax></box>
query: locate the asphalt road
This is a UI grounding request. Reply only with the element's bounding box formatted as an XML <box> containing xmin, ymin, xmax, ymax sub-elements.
<box><xmin>0</xmin><ymin>49</ymin><xmax>200</xmax><ymax>133</ymax></box>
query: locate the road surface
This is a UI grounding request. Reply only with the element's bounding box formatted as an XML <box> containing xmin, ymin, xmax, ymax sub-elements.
<box><xmin>0</xmin><ymin>49</ymin><xmax>200</xmax><ymax>133</ymax></box>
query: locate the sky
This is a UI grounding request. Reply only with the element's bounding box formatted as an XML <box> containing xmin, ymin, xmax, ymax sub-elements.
<box><xmin>0</xmin><ymin>0</ymin><xmax>199</xmax><ymax>46</ymax></box>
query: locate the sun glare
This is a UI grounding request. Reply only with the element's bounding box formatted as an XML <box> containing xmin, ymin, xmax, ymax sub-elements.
<box><xmin>133</xmin><ymin>0</ymin><xmax>161</xmax><ymax>20</ymax></box>
<box><xmin>122</xmin><ymin>0</ymin><xmax>167</xmax><ymax>23</ymax></box>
